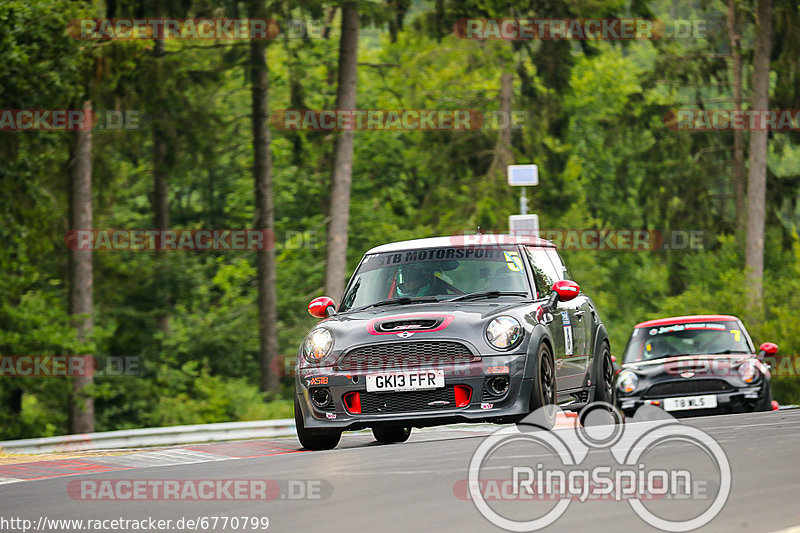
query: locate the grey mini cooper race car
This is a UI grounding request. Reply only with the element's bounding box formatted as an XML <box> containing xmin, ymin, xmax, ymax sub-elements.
<box><xmin>615</xmin><ymin>314</ymin><xmax>777</xmax><ymax>417</ymax></box>
<box><xmin>294</xmin><ymin>235</ymin><xmax>613</xmax><ymax>450</ymax></box>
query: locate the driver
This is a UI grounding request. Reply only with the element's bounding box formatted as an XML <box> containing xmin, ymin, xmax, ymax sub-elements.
<box><xmin>398</xmin><ymin>264</ymin><xmax>440</xmax><ymax>297</ymax></box>
<box><xmin>645</xmin><ymin>336</ymin><xmax>676</xmax><ymax>359</ymax></box>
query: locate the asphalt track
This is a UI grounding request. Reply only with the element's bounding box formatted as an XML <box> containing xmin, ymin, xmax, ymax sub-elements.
<box><xmin>1</xmin><ymin>409</ymin><xmax>800</xmax><ymax>533</ymax></box>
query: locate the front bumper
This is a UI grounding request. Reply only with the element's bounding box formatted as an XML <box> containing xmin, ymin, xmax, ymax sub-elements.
<box><xmin>618</xmin><ymin>385</ymin><xmax>768</xmax><ymax>417</ymax></box>
<box><xmin>296</xmin><ymin>354</ymin><xmax>531</xmax><ymax>430</ymax></box>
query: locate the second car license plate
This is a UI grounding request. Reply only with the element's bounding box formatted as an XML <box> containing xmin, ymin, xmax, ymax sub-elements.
<box><xmin>366</xmin><ymin>370</ymin><xmax>444</xmax><ymax>392</ymax></box>
<box><xmin>663</xmin><ymin>394</ymin><xmax>718</xmax><ymax>411</ymax></box>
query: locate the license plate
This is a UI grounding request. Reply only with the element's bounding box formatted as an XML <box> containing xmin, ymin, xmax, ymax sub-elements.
<box><xmin>663</xmin><ymin>394</ymin><xmax>718</xmax><ymax>411</ymax></box>
<box><xmin>366</xmin><ymin>370</ymin><xmax>444</xmax><ymax>392</ymax></box>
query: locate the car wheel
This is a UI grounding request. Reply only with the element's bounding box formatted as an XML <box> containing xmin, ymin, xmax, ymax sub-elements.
<box><xmin>294</xmin><ymin>396</ymin><xmax>342</xmax><ymax>450</ymax></box>
<box><xmin>522</xmin><ymin>342</ymin><xmax>557</xmax><ymax>430</ymax></box>
<box><xmin>593</xmin><ymin>341</ymin><xmax>614</xmax><ymax>404</ymax></box>
<box><xmin>372</xmin><ymin>426</ymin><xmax>412</xmax><ymax>444</ymax></box>
<box><xmin>756</xmin><ymin>383</ymin><xmax>774</xmax><ymax>412</ymax></box>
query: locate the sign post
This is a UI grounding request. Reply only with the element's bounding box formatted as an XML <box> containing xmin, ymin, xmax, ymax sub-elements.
<box><xmin>507</xmin><ymin>165</ymin><xmax>539</xmax><ymax>237</ymax></box>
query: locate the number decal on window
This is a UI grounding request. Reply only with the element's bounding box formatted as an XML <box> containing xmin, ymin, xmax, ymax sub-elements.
<box><xmin>504</xmin><ymin>251</ymin><xmax>523</xmax><ymax>272</ymax></box>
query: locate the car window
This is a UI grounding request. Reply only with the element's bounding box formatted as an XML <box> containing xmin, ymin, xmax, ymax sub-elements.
<box><xmin>622</xmin><ymin>320</ymin><xmax>753</xmax><ymax>362</ymax></box>
<box><xmin>524</xmin><ymin>246</ymin><xmax>560</xmax><ymax>298</ymax></box>
<box><xmin>339</xmin><ymin>246</ymin><xmax>531</xmax><ymax>311</ymax></box>
<box><xmin>547</xmin><ymin>249</ymin><xmax>573</xmax><ymax>280</ymax></box>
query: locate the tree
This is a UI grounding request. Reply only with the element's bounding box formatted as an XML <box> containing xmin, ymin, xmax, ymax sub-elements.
<box><xmin>68</xmin><ymin>97</ymin><xmax>95</xmax><ymax>433</ymax></box>
<box><xmin>324</xmin><ymin>1</ymin><xmax>360</xmax><ymax>301</ymax></box>
<box><xmin>745</xmin><ymin>0</ymin><xmax>773</xmax><ymax>316</ymax></box>
<box><xmin>249</xmin><ymin>0</ymin><xmax>280</xmax><ymax>393</ymax></box>
<box><xmin>152</xmin><ymin>19</ymin><xmax>171</xmax><ymax>333</ymax></box>
<box><xmin>727</xmin><ymin>0</ymin><xmax>746</xmax><ymax>247</ymax></box>
<box><xmin>486</xmin><ymin>71</ymin><xmax>514</xmax><ymax>180</ymax></box>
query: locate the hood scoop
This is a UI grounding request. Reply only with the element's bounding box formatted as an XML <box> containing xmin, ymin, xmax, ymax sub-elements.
<box><xmin>367</xmin><ymin>313</ymin><xmax>455</xmax><ymax>336</ymax></box>
<box><xmin>375</xmin><ymin>318</ymin><xmax>440</xmax><ymax>333</ymax></box>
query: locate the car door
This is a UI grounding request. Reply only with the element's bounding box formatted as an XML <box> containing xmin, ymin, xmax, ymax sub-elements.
<box><xmin>546</xmin><ymin>249</ymin><xmax>592</xmax><ymax>380</ymax></box>
<box><xmin>523</xmin><ymin>246</ymin><xmax>584</xmax><ymax>390</ymax></box>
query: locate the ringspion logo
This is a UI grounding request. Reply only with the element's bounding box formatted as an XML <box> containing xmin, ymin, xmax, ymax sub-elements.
<box><xmin>464</xmin><ymin>403</ymin><xmax>730</xmax><ymax>531</ymax></box>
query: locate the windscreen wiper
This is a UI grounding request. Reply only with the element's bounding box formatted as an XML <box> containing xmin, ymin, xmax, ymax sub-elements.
<box><xmin>449</xmin><ymin>290</ymin><xmax>528</xmax><ymax>302</ymax></box>
<box><xmin>645</xmin><ymin>351</ymin><xmax>742</xmax><ymax>361</ymax></box>
<box><xmin>641</xmin><ymin>354</ymin><xmax>686</xmax><ymax>361</ymax></box>
<box><xmin>351</xmin><ymin>296</ymin><xmax>440</xmax><ymax>312</ymax></box>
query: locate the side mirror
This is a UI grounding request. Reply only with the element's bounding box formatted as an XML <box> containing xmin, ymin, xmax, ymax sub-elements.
<box><xmin>758</xmin><ymin>342</ymin><xmax>778</xmax><ymax>360</ymax></box>
<box><xmin>552</xmin><ymin>280</ymin><xmax>580</xmax><ymax>301</ymax></box>
<box><xmin>308</xmin><ymin>296</ymin><xmax>336</xmax><ymax>319</ymax></box>
<box><xmin>541</xmin><ymin>280</ymin><xmax>581</xmax><ymax>313</ymax></box>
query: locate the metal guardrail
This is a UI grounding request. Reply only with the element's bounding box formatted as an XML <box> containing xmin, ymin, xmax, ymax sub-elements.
<box><xmin>2</xmin><ymin>406</ymin><xmax>796</xmax><ymax>455</ymax></box>
<box><xmin>0</xmin><ymin>419</ymin><xmax>296</xmax><ymax>454</ymax></box>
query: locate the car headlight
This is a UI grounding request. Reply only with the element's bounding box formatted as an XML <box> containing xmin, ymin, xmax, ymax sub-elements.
<box><xmin>616</xmin><ymin>370</ymin><xmax>639</xmax><ymax>394</ymax></box>
<box><xmin>738</xmin><ymin>360</ymin><xmax>761</xmax><ymax>384</ymax></box>
<box><xmin>486</xmin><ymin>316</ymin><xmax>523</xmax><ymax>349</ymax></box>
<box><xmin>303</xmin><ymin>328</ymin><xmax>333</xmax><ymax>361</ymax></box>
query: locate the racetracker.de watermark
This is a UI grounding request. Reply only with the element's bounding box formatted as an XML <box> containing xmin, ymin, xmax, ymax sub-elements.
<box><xmin>283</xmin><ymin>355</ymin><xmax>515</xmax><ymax>377</ymax></box>
<box><xmin>763</xmin><ymin>355</ymin><xmax>800</xmax><ymax>377</ymax></box>
<box><xmin>449</xmin><ymin>230</ymin><xmax>706</xmax><ymax>251</ymax></box>
<box><xmin>68</xmin><ymin>479</ymin><xmax>332</xmax><ymax>501</ymax></box>
<box><xmin>661</xmin><ymin>354</ymin><xmax>800</xmax><ymax>378</ymax></box>
<box><xmin>453</xmin><ymin>18</ymin><xmax>707</xmax><ymax>40</ymax></box>
<box><xmin>0</xmin><ymin>109</ymin><xmax>142</xmax><ymax>131</ymax></box>
<box><xmin>464</xmin><ymin>403</ymin><xmax>730</xmax><ymax>531</ymax></box>
<box><xmin>0</xmin><ymin>356</ymin><xmax>140</xmax><ymax>377</ymax></box>
<box><xmin>1</xmin><ymin>516</ymin><xmax>270</xmax><ymax>532</ymax></box>
<box><xmin>64</xmin><ymin>229</ymin><xmax>318</xmax><ymax>251</ymax></box>
<box><xmin>70</xmin><ymin>18</ymin><xmax>279</xmax><ymax>40</ymax></box>
<box><xmin>69</xmin><ymin>18</ymin><xmax>330</xmax><ymax>40</ymax></box>
<box><xmin>666</xmin><ymin>109</ymin><xmax>800</xmax><ymax>131</ymax></box>
<box><xmin>271</xmin><ymin>109</ymin><xmax>526</xmax><ymax>131</ymax></box>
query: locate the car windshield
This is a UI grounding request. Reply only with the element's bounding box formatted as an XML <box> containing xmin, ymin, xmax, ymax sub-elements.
<box><xmin>622</xmin><ymin>320</ymin><xmax>753</xmax><ymax>363</ymax></box>
<box><xmin>339</xmin><ymin>246</ymin><xmax>531</xmax><ymax>312</ymax></box>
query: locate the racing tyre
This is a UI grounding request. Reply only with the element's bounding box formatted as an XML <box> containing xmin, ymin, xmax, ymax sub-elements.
<box><xmin>756</xmin><ymin>383</ymin><xmax>774</xmax><ymax>412</ymax></box>
<box><xmin>294</xmin><ymin>397</ymin><xmax>342</xmax><ymax>450</ymax></box>
<box><xmin>519</xmin><ymin>342</ymin><xmax>557</xmax><ymax>430</ymax></box>
<box><xmin>372</xmin><ymin>426</ymin><xmax>412</xmax><ymax>444</ymax></box>
<box><xmin>592</xmin><ymin>341</ymin><xmax>614</xmax><ymax>404</ymax></box>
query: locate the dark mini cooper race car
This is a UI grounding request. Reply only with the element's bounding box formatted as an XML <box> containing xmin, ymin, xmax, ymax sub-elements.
<box><xmin>294</xmin><ymin>235</ymin><xmax>613</xmax><ymax>450</ymax></box>
<box><xmin>615</xmin><ymin>314</ymin><xmax>778</xmax><ymax>418</ymax></box>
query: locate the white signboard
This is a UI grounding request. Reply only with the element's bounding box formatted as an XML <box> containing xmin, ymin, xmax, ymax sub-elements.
<box><xmin>507</xmin><ymin>164</ymin><xmax>538</xmax><ymax>186</ymax></box>
<box><xmin>509</xmin><ymin>214</ymin><xmax>539</xmax><ymax>237</ymax></box>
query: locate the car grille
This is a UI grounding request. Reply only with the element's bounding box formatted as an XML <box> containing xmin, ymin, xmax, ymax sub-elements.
<box><xmin>645</xmin><ymin>379</ymin><xmax>734</xmax><ymax>397</ymax></box>
<box><xmin>337</xmin><ymin>341</ymin><xmax>474</xmax><ymax>371</ymax></box>
<box><xmin>359</xmin><ymin>386</ymin><xmax>458</xmax><ymax>414</ymax></box>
